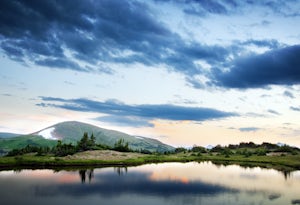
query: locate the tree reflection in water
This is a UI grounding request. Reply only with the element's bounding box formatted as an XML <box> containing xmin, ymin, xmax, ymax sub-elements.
<box><xmin>1</xmin><ymin>163</ymin><xmax>299</xmax><ymax>205</ymax></box>
<box><xmin>114</xmin><ymin>167</ymin><xmax>128</xmax><ymax>176</ymax></box>
<box><xmin>78</xmin><ymin>167</ymin><xmax>128</xmax><ymax>183</ymax></box>
<box><xmin>79</xmin><ymin>169</ymin><xmax>94</xmax><ymax>183</ymax></box>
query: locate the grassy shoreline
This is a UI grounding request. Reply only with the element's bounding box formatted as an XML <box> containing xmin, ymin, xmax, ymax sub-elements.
<box><xmin>1</xmin><ymin>151</ymin><xmax>300</xmax><ymax>172</ymax></box>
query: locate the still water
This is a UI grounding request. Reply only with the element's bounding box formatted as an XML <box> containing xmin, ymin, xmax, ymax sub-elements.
<box><xmin>0</xmin><ymin>162</ymin><xmax>300</xmax><ymax>205</ymax></box>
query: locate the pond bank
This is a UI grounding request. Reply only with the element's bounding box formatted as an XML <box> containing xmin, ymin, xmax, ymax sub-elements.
<box><xmin>1</xmin><ymin>150</ymin><xmax>300</xmax><ymax>172</ymax></box>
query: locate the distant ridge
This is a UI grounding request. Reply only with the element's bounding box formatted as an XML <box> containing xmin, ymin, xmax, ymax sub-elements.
<box><xmin>0</xmin><ymin>121</ymin><xmax>174</xmax><ymax>153</ymax></box>
<box><xmin>0</xmin><ymin>132</ymin><xmax>21</xmax><ymax>138</ymax></box>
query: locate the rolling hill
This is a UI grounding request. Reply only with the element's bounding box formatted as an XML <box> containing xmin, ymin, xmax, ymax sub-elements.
<box><xmin>0</xmin><ymin>121</ymin><xmax>174</xmax><ymax>154</ymax></box>
<box><xmin>0</xmin><ymin>132</ymin><xmax>21</xmax><ymax>138</ymax></box>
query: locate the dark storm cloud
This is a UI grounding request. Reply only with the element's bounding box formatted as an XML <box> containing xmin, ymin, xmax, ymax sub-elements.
<box><xmin>0</xmin><ymin>0</ymin><xmax>174</xmax><ymax>73</ymax></box>
<box><xmin>1</xmin><ymin>42</ymin><xmax>24</xmax><ymax>58</ymax></box>
<box><xmin>183</xmin><ymin>0</ymin><xmax>228</xmax><ymax>16</ymax></box>
<box><xmin>169</xmin><ymin>0</ymin><xmax>300</xmax><ymax>17</ymax></box>
<box><xmin>0</xmin><ymin>0</ymin><xmax>230</xmax><ymax>76</ymax></box>
<box><xmin>154</xmin><ymin>0</ymin><xmax>230</xmax><ymax>13</ymax></box>
<box><xmin>155</xmin><ymin>0</ymin><xmax>300</xmax><ymax>89</ymax></box>
<box><xmin>211</xmin><ymin>45</ymin><xmax>300</xmax><ymax>88</ymax></box>
<box><xmin>180</xmin><ymin>44</ymin><xmax>228</xmax><ymax>63</ymax></box>
<box><xmin>1</xmin><ymin>0</ymin><xmax>299</xmax><ymax>89</ymax></box>
<box><xmin>37</xmin><ymin>97</ymin><xmax>237</xmax><ymax>125</ymax></box>
<box><xmin>163</xmin><ymin>43</ymin><xmax>229</xmax><ymax>76</ymax></box>
<box><xmin>35</xmin><ymin>58</ymin><xmax>87</xmax><ymax>72</ymax></box>
<box><xmin>262</xmin><ymin>0</ymin><xmax>300</xmax><ymax>17</ymax></box>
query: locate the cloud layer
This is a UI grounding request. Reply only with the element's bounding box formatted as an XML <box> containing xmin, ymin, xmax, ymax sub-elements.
<box><xmin>37</xmin><ymin>97</ymin><xmax>237</xmax><ymax>127</ymax></box>
<box><xmin>0</xmin><ymin>0</ymin><xmax>174</xmax><ymax>72</ymax></box>
<box><xmin>239</xmin><ymin>127</ymin><xmax>260</xmax><ymax>132</ymax></box>
<box><xmin>1</xmin><ymin>0</ymin><xmax>300</xmax><ymax>89</ymax></box>
<box><xmin>212</xmin><ymin>45</ymin><xmax>300</xmax><ymax>88</ymax></box>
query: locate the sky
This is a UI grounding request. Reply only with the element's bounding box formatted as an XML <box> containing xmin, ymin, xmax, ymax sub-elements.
<box><xmin>0</xmin><ymin>0</ymin><xmax>300</xmax><ymax>147</ymax></box>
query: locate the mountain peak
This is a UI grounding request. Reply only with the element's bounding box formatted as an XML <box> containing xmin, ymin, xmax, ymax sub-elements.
<box><xmin>31</xmin><ymin>121</ymin><xmax>174</xmax><ymax>153</ymax></box>
<box><xmin>52</xmin><ymin>121</ymin><xmax>92</xmax><ymax>127</ymax></box>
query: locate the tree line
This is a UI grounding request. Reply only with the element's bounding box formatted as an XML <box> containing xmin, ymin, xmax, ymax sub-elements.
<box><xmin>174</xmin><ymin>142</ymin><xmax>300</xmax><ymax>157</ymax></box>
<box><xmin>6</xmin><ymin>132</ymin><xmax>132</xmax><ymax>157</ymax></box>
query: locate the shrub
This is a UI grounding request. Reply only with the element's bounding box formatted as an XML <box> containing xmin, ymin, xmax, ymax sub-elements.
<box><xmin>113</xmin><ymin>139</ymin><xmax>131</xmax><ymax>152</ymax></box>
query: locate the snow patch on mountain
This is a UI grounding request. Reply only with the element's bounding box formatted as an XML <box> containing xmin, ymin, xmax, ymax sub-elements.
<box><xmin>205</xmin><ymin>145</ymin><xmax>214</xmax><ymax>150</ymax></box>
<box><xmin>38</xmin><ymin>127</ymin><xmax>57</xmax><ymax>140</ymax></box>
<box><xmin>276</xmin><ymin>142</ymin><xmax>285</xmax><ymax>147</ymax></box>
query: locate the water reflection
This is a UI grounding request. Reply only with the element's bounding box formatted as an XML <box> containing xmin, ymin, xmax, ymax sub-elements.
<box><xmin>268</xmin><ymin>193</ymin><xmax>281</xmax><ymax>200</ymax></box>
<box><xmin>211</xmin><ymin>161</ymin><xmax>293</xmax><ymax>180</ymax></box>
<box><xmin>0</xmin><ymin>162</ymin><xmax>300</xmax><ymax>205</ymax></box>
<box><xmin>45</xmin><ymin>169</ymin><xmax>234</xmax><ymax>197</ymax></box>
<box><xmin>292</xmin><ymin>199</ymin><xmax>300</xmax><ymax>204</ymax></box>
<box><xmin>114</xmin><ymin>167</ymin><xmax>128</xmax><ymax>175</ymax></box>
<box><xmin>77</xmin><ymin>167</ymin><xmax>128</xmax><ymax>183</ymax></box>
<box><xmin>78</xmin><ymin>169</ymin><xmax>94</xmax><ymax>183</ymax></box>
<box><xmin>283</xmin><ymin>170</ymin><xmax>292</xmax><ymax>179</ymax></box>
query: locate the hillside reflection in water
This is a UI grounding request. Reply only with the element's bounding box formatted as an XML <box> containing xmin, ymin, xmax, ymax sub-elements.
<box><xmin>0</xmin><ymin>162</ymin><xmax>299</xmax><ymax>205</ymax></box>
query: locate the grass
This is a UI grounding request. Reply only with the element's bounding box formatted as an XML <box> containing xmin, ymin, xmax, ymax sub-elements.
<box><xmin>0</xmin><ymin>151</ymin><xmax>300</xmax><ymax>172</ymax></box>
<box><xmin>0</xmin><ymin>135</ymin><xmax>57</xmax><ymax>151</ymax></box>
<box><xmin>197</xmin><ymin>153</ymin><xmax>300</xmax><ymax>172</ymax></box>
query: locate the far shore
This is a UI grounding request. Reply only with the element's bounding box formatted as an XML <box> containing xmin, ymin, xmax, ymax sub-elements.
<box><xmin>1</xmin><ymin>150</ymin><xmax>300</xmax><ymax>173</ymax></box>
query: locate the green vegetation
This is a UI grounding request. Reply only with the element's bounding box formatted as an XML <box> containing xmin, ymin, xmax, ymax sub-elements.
<box><xmin>0</xmin><ymin>121</ymin><xmax>174</xmax><ymax>154</ymax></box>
<box><xmin>0</xmin><ymin>132</ymin><xmax>21</xmax><ymax>138</ymax></box>
<box><xmin>6</xmin><ymin>132</ymin><xmax>136</xmax><ymax>157</ymax></box>
<box><xmin>0</xmin><ymin>135</ymin><xmax>57</xmax><ymax>154</ymax></box>
<box><xmin>1</xmin><ymin>139</ymin><xmax>300</xmax><ymax>172</ymax></box>
<box><xmin>113</xmin><ymin>139</ymin><xmax>130</xmax><ymax>152</ymax></box>
<box><xmin>1</xmin><ymin>151</ymin><xmax>300</xmax><ymax>173</ymax></box>
<box><xmin>45</xmin><ymin>121</ymin><xmax>174</xmax><ymax>152</ymax></box>
<box><xmin>77</xmin><ymin>132</ymin><xmax>96</xmax><ymax>151</ymax></box>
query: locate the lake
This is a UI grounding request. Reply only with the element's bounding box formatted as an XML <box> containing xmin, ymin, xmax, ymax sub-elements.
<box><xmin>0</xmin><ymin>162</ymin><xmax>299</xmax><ymax>205</ymax></box>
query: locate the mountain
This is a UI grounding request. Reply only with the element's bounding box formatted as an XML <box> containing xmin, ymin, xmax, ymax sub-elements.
<box><xmin>0</xmin><ymin>121</ymin><xmax>174</xmax><ymax>153</ymax></box>
<box><xmin>0</xmin><ymin>132</ymin><xmax>21</xmax><ymax>138</ymax></box>
<box><xmin>0</xmin><ymin>134</ymin><xmax>57</xmax><ymax>154</ymax></box>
